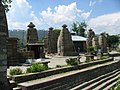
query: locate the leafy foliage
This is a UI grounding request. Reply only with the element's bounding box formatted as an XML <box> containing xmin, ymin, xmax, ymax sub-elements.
<box><xmin>66</xmin><ymin>58</ymin><xmax>80</xmax><ymax>65</ymax></box>
<box><xmin>87</xmin><ymin>46</ymin><xmax>95</xmax><ymax>54</ymax></box>
<box><xmin>52</xmin><ymin>29</ymin><xmax>61</xmax><ymax>39</ymax></box>
<box><xmin>2</xmin><ymin>0</ymin><xmax>12</xmax><ymax>12</ymax></box>
<box><xmin>26</xmin><ymin>63</ymin><xmax>48</xmax><ymax>73</ymax></box>
<box><xmin>71</xmin><ymin>21</ymin><xmax>87</xmax><ymax>37</ymax></box>
<box><xmin>10</xmin><ymin>68</ymin><xmax>23</xmax><ymax>75</ymax></box>
<box><xmin>110</xmin><ymin>77</ymin><xmax>120</xmax><ymax>90</ymax></box>
<box><xmin>107</xmin><ymin>35</ymin><xmax>119</xmax><ymax>49</ymax></box>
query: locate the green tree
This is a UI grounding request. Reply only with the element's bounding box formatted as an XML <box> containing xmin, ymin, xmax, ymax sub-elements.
<box><xmin>53</xmin><ymin>29</ymin><xmax>61</xmax><ymax>38</ymax></box>
<box><xmin>71</xmin><ymin>21</ymin><xmax>88</xmax><ymax>37</ymax></box>
<box><xmin>71</xmin><ymin>22</ymin><xmax>78</xmax><ymax>35</ymax></box>
<box><xmin>1</xmin><ymin>0</ymin><xmax>12</xmax><ymax>12</ymax></box>
<box><xmin>107</xmin><ymin>35</ymin><xmax>119</xmax><ymax>50</ymax></box>
<box><xmin>78</xmin><ymin>21</ymin><xmax>87</xmax><ymax>37</ymax></box>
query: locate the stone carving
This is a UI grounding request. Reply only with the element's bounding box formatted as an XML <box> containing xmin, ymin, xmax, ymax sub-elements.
<box><xmin>26</xmin><ymin>22</ymin><xmax>38</xmax><ymax>44</ymax></box>
<box><xmin>98</xmin><ymin>33</ymin><xmax>107</xmax><ymax>53</ymax></box>
<box><xmin>57</xmin><ymin>24</ymin><xmax>77</xmax><ymax>56</ymax></box>
<box><xmin>0</xmin><ymin>1</ymin><xmax>10</xmax><ymax>89</ymax></box>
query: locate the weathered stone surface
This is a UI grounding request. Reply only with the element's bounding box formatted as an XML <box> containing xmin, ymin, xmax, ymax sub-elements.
<box><xmin>0</xmin><ymin>54</ymin><xmax>7</xmax><ymax>60</ymax></box>
<box><xmin>57</xmin><ymin>24</ymin><xmax>77</xmax><ymax>56</ymax></box>
<box><xmin>7</xmin><ymin>38</ymin><xmax>19</xmax><ymax>66</ymax></box>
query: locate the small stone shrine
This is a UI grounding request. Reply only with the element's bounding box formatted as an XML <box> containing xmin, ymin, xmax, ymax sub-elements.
<box><xmin>92</xmin><ymin>36</ymin><xmax>99</xmax><ymax>51</ymax></box>
<box><xmin>0</xmin><ymin>1</ymin><xmax>10</xmax><ymax>89</ymax></box>
<box><xmin>99</xmin><ymin>33</ymin><xmax>107</xmax><ymax>53</ymax></box>
<box><xmin>45</xmin><ymin>27</ymin><xmax>55</xmax><ymax>54</ymax></box>
<box><xmin>57</xmin><ymin>24</ymin><xmax>77</xmax><ymax>56</ymax></box>
<box><xmin>26</xmin><ymin>22</ymin><xmax>45</xmax><ymax>59</ymax></box>
<box><xmin>86</xmin><ymin>28</ymin><xmax>95</xmax><ymax>47</ymax></box>
<box><xmin>26</xmin><ymin>22</ymin><xmax>38</xmax><ymax>44</ymax></box>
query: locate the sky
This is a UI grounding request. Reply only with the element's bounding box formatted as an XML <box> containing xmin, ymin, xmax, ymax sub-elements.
<box><xmin>6</xmin><ymin>0</ymin><xmax>120</xmax><ymax>35</ymax></box>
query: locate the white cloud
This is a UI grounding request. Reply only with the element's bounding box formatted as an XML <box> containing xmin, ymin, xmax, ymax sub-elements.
<box><xmin>80</xmin><ymin>10</ymin><xmax>92</xmax><ymax>19</ymax></box>
<box><xmin>88</xmin><ymin>12</ymin><xmax>120</xmax><ymax>35</ymax></box>
<box><xmin>40</xmin><ymin>2</ymin><xmax>91</xmax><ymax>28</ymax></box>
<box><xmin>40</xmin><ymin>2</ymin><xmax>79</xmax><ymax>27</ymax></box>
<box><xmin>6</xmin><ymin>1</ymin><xmax>92</xmax><ymax>30</ymax></box>
<box><xmin>30</xmin><ymin>11</ymin><xmax>44</xmax><ymax>28</ymax></box>
<box><xmin>89</xmin><ymin>1</ymin><xmax>96</xmax><ymax>7</ymax></box>
<box><xmin>89</xmin><ymin>0</ymin><xmax>103</xmax><ymax>7</ymax></box>
<box><xmin>6</xmin><ymin>0</ymin><xmax>32</xmax><ymax>29</ymax></box>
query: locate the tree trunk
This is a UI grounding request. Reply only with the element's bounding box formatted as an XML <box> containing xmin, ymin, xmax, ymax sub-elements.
<box><xmin>0</xmin><ymin>1</ymin><xmax>10</xmax><ymax>90</ymax></box>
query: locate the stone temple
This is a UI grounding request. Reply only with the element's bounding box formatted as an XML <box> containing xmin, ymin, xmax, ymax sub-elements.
<box><xmin>26</xmin><ymin>22</ymin><xmax>38</xmax><ymax>44</ymax></box>
<box><xmin>26</xmin><ymin>22</ymin><xmax>45</xmax><ymax>59</ymax></box>
<box><xmin>99</xmin><ymin>33</ymin><xmax>107</xmax><ymax>53</ymax></box>
<box><xmin>57</xmin><ymin>24</ymin><xmax>77</xmax><ymax>56</ymax></box>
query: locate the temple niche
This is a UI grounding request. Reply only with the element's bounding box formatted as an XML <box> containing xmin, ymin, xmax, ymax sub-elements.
<box><xmin>57</xmin><ymin>24</ymin><xmax>77</xmax><ymax>56</ymax></box>
<box><xmin>26</xmin><ymin>22</ymin><xmax>45</xmax><ymax>59</ymax></box>
<box><xmin>98</xmin><ymin>33</ymin><xmax>107</xmax><ymax>53</ymax></box>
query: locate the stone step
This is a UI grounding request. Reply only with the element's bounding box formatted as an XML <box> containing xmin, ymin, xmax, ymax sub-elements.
<box><xmin>93</xmin><ymin>74</ymin><xmax>119</xmax><ymax>90</ymax></box>
<box><xmin>70</xmin><ymin>68</ymin><xmax>120</xmax><ymax>90</ymax></box>
<box><xmin>13</xmin><ymin>87</ymin><xmax>22</xmax><ymax>90</ymax></box>
<box><xmin>102</xmin><ymin>80</ymin><xmax>117</xmax><ymax>90</ymax></box>
<box><xmin>10</xmin><ymin>80</ymin><xmax>17</xmax><ymax>89</ymax></box>
<box><xmin>17</xmin><ymin>61</ymin><xmax>119</xmax><ymax>90</ymax></box>
<box><xmin>81</xmin><ymin>70</ymin><xmax>120</xmax><ymax>90</ymax></box>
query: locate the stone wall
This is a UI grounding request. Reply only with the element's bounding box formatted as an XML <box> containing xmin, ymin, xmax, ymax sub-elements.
<box><xmin>7</xmin><ymin>38</ymin><xmax>19</xmax><ymax>66</ymax></box>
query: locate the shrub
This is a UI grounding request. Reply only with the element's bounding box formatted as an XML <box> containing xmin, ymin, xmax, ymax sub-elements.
<box><xmin>87</xmin><ymin>46</ymin><xmax>95</xmax><ymax>54</ymax></box>
<box><xmin>66</xmin><ymin>58</ymin><xmax>79</xmax><ymax>65</ymax></box>
<box><xmin>10</xmin><ymin>68</ymin><xmax>22</xmax><ymax>75</ymax></box>
<box><xmin>26</xmin><ymin>63</ymin><xmax>48</xmax><ymax>73</ymax></box>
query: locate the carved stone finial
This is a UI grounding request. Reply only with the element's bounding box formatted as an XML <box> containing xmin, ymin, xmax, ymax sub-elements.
<box><xmin>27</xmin><ymin>22</ymin><xmax>35</xmax><ymax>28</ymax></box>
<box><xmin>62</xmin><ymin>24</ymin><xmax>67</xmax><ymax>28</ymax></box>
<box><xmin>49</xmin><ymin>27</ymin><xmax>54</xmax><ymax>30</ymax></box>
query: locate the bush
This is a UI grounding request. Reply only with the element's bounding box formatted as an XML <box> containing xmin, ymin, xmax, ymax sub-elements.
<box><xmin>10</xmin><ymin>68</ymin><xmax>23</xmax><ymax>75</ymax></box>
<box><xmin>87</xmin><ymin>46</ymin><xmax>95</xmax><ymax>54</ymax></box>
<box><xmin>66</xmin><ymin>58</ymin><xmax>79</xmax><ymax>66</ymax></box>
<box><xmin>26</xmin><ymin>63</ymin><xmax>48</xmax><ymax>73</ymax></box>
